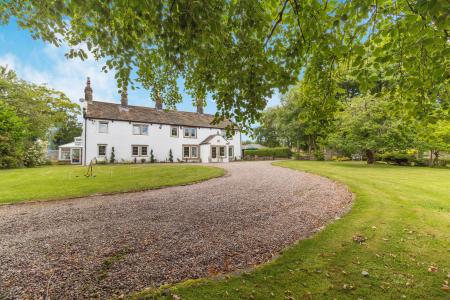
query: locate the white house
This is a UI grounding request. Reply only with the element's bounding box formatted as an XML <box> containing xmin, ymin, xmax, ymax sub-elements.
<box><xmin>60</xmin><ymin>78</ymin><xmax>242</xmax><ymax>165</ymax></box>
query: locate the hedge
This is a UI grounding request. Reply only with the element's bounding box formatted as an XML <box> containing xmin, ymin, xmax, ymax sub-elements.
<box><xmin>244</xmin><ymin>147</ymin><xmax>292</xmax><ymax>158</ymax></box>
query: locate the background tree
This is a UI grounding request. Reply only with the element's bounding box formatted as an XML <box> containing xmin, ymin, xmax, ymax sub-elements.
<box><xmin>327</xmin><ymin>94</ymin><xmax>416</xmax><ymax>164</ymax></box>
<box><xmin>51</xmin><ymin>119</ymin><xmax>82</xmax><ymax>148</ymax></box>
<box><xmin>0</xmin><ymin>100</ymin><xmax>26</xmax><ymax>168</ymax></box>
<box><xmin>0</xmin><ymin>66</ymin><xmax>79</xmax><ymax>168</ymax></box>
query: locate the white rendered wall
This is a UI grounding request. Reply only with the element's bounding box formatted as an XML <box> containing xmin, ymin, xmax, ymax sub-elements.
<box><xmin>83</xmin><ymin>118</ymin><xmax>242</xmax><ymax>165</ymax></box>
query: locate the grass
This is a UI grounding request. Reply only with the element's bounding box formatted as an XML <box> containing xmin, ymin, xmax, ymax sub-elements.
<box><xmin>134</xmin><ymin>161</ymin><xmax>450</xmax><ymax>299</ymax></box>
<box><xmin>0</xmin><ymin>164</ymin><xmax>224</xmax><ymax>204</ymax></box>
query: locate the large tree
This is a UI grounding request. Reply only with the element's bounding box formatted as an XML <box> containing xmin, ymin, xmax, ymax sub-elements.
<box><xmin>1</xmin><ymin>1</ymin><xmax>447</xmax><ymax>130</ymax></box>
<box><xmin>0</xmin><ymin>66</ymin><xmax>80</xmax><ymax>168</ymax></box>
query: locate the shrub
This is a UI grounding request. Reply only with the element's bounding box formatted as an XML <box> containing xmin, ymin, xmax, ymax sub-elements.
<box><xmin>168</xmin><ymin>149</ymin><xmax>173</xmax><ymax>162</ymax></box>
<box><xmin>150</xmin><ymin>149</ymin><xmax>155</xmax><ymax>163</ymax></box>
<box><xmin>110</xmin><ymin>147</ymin><xmax>115</xmax><ymax>163</ymax></box>
<box><xmin>379</xmin><ymin>151</ymin><xmax>415</xmax><ymax>165</ymax></box>
<box><xmin>314</xmin><ymin>150</ymin><xmax>325</xmax><ymax>161</ymax></box>
<box><xmin>23</xmin><ymin>140</ymin><xmax>48</xmax><ymax>167</ymax></box>
<box><xmin>140</xmin><ymin>158</ymin><xmax>146</xmax><ymax>164</ymax></box>
<box><xmin>244</xmin><ymin>147</ymin><xmax>291</xmax><ymax>158</ymax></box>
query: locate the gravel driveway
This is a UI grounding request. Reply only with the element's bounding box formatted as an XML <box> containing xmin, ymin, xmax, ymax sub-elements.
<box><xmin>0</xmin><ymin>161</ymin><xmax>352</xmax><ymax>299</ymax></box>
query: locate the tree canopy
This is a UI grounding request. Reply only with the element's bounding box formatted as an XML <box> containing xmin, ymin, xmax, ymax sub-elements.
<box><xmin>0</xmin><ymin>66</ymin><xmax>79</xmax><ymax>168</ymax></box>
<box><xmin>1</xmin><ymin>0</ymin><xmax>448</xmax><ymax>129</ymax></box>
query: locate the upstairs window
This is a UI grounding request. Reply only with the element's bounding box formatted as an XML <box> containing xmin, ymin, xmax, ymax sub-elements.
<box><xmin>183</xmin><ymin>127</ymin><xmax>197</xmax><ymax>138</ymax></box>
<box><xmin>133</xmin><ymin>124</ymin><xmax>149</xmax><ymax>135</ymax></box>
<box><xmin>170</xmin><ymin>126</ymin><xmax>178</xmax><ymax>137</ymax></box>
<box><xmin>99</xmin><ymin>121</ymin><xmax>108</xmax><ymax>133</ymax></box>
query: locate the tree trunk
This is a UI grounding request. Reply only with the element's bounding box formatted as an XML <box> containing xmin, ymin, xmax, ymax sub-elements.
<box><xmin>366</xmin><ymin>149</ymin><xmax>375</xmax><ymax>164</ymax></box>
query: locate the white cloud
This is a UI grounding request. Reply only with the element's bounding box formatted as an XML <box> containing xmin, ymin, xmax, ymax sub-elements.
<box><xmin>0</xmin><ymin>44</ymin><xmax>118</xmax><ymax>104</ymax></box>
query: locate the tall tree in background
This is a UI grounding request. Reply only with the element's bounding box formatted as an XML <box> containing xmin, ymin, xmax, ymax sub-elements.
<box><xmin>1</xmin><ymin>1</ymin><xmax>447</xmax><ymax>130</ymax></box>
<box><xmin>0</xmin><ymin>66</ymin><xmax>79</xmax><ymax>168</ymax></box>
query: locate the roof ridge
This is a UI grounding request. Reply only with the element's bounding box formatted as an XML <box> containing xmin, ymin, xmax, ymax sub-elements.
<box><xmin>91</xmin><ymin>100</ymin><xmax>216</xmax><ymax>117</ymax></box>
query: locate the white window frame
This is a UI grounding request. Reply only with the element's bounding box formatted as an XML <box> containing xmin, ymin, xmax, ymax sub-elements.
<box><xmin>98</xmin><ymin>144</ymin><xmax>107</xmax><ymax>157</ymax></box>
<box><xmin>228</xmin><ymin>146</ymin><xmax>234</xmax><ymax>158</ymax></box>
<box><xmin>170</xmin><ymin>126</ymin><xmax>179</xmax><ymax>137</ymax></box>
<box><xmin>183</xmin><ymin>127</ymin><xmax>197</xmax><ymax>138</ymax></box>
<box><xmin>60</xmin><ymin>149</ymin><xmax>70</xmax><ymax>160</ymax></box>
<box><xmin>219</xmin><ymin>146</ymin><xmax>226</xmax><ymax>157</ymax></box>
<box><xmin>132</xmin><ymin>124</ymin><xmax>149</xmax><ymax>135</ymax></box>
<box><xmin>98</xmin><ymin>121</ymin><xmax>109</xmax><ymax>134</ymax></box>
<box><xmin>131</xmin><ymin>145</ymin><xmax>149</xmax><ymax>157</ymax></box>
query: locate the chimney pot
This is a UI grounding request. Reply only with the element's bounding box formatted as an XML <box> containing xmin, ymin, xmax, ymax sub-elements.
<box><xmin>84</xmin><ymin>77</ymin><xmax>93</xmax><ymax>102</ymax></box>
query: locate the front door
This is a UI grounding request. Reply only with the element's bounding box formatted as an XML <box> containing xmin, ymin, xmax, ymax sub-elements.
<box><xmin>71</xmin><ymin>148</ymin><xmax>81</xmax><ymax>164</ymax></box>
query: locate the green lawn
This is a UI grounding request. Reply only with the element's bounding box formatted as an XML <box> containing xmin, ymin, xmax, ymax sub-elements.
<box><xmin>134</xmin><ymin>161</ymin><xmax>450</xmax><ymax>299</ymax></box>
<box><xmin>0</xmin><ymin>164</ymin><xmax>224</xmax><ymax>204</ymax></box>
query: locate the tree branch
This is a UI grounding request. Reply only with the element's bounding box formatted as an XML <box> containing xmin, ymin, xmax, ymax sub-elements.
<box><xmin>264</xmin><ymin>0</ymin><xmax>289</xmax><ymax>47</ymax></box>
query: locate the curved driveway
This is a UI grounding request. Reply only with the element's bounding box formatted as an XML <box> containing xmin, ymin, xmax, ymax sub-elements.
<box><xmin>0</xmin><ymin>161</ymin><xmax>352</xmax><ymax>299</ymax></box>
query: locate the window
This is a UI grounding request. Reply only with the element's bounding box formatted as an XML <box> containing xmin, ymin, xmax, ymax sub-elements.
<box><xmin>212</xmin><ymin>147</ymin><xmax>217</xmax><ymax>158</ymax></box>
<box><xmin>61</xmin><ymin>149</ymin><xmax>70</xmax><ymax>160</ymax></box>
<box><xmin>99</xmin><ymin>121</ymin><xmax>108</xmax><ymax>133</ymax></box>
<box><xmin>98</xmin><ymin>144</ymin><xmax>106</xmax><ymax>156</ymax></box>
<box><xmin>132</xmin><ymin>146</ymin><xmax>139</xmax><ymax>156</ymax></box>
<box><xmin>183</xmin><ymin>145</ymin><xmax>199</xmax><ymax>158</ymax></box>
<box><xmin>191</xmin><ymin>146</ymin><xmax>198</xmax><ymax>158</ymax></box>
<box><xmin>228</xmin><ymin>146</ymin><xmax>234</xmax><ymax>158</ymax></box>
<box><xmin>132</xmin><ymin>145</ymin><xmax>148</xmax><ymax>156</ymax></box>
<box><xmin>141</xmin><ymin>146</ymin><xmax>148</xmax><ymax>156</ymax></box>
<box><xmin>132</xmin><ymin>124</ymin><xmax>149</xmax><ymax>135</ymax></box>
<box><xmin>170</xmin><ymin>126</ymin><xmax>178</xmax><ymax>137</ymax></box>
<box><xmin>183</xmin><ymin>127</ymin><xmax>197</xmax><ymax>138</ymax></box>
<box><xmin>219</xmin><ymin>146</ymin><xmax>225</xmax><ymax>157</ymax></box>
<box><xmin>183</xmin><ymin>146</ymin><xmax>190</xmax><ymax>158</ymax></box>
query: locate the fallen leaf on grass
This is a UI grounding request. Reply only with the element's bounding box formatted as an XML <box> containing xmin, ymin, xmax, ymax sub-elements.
<box><xmin>352</xmin><ymin>235</ymin><xmax>366</xmax><ymax>244</ymax></box>
<box><xmin>428</xmin><ymin>265</ymin><xmax>438</xmax><ymax>272</ymax></box>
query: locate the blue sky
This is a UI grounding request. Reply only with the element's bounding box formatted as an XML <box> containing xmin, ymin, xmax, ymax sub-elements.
<box><xmin>0</xmin><ymin>21</ymin><xmax>281</xmax><ymax>131</ymax></box>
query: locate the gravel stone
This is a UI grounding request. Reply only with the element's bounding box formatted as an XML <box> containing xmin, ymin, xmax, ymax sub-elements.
<box><xmin>0</xmin><ymin>161</ymin><xmax>353</xmax><ymax>299</ymax></box>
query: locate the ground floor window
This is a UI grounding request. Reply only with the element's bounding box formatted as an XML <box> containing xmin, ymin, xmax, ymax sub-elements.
<box><xmin>132</xmin><ymin>145</ymin><xmax>148</xmax><ymax>156</ymax></box>
<box><xmin>228</xmin><ymin>146</ymin><xmax>234</xmax><ymax>158</ymax></box>
<box><xmin>219</xmin><ymin>146</ymin><xmax>225</xmax><ymax>157</ymax></box>
<box><xmin>60</xmin><ymin>149</ymin><xmax>70</xmax><ymax>160</ymax></box>
<box><xmin>183</xmin><ymin>145</ymin><xmax>199</xmax><ymax>158</ymax></box>
<box><xmin>98</xmin><ymin>144</ymin><xmax>107</xmax><ymax>156</ymax></box>
<box><xmin>212</xmin><ymin>147</ymin><xmax>217</xmax><ymax>158</ymax></box>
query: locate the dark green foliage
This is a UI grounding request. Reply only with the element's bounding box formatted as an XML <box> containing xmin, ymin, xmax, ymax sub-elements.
<box><xmin>314</xmin><ymin>150</ymin><xmax>325</xmax><ymax>161</ymax></box>
<box><xmin>110</xmin><ymin>147</ymin><xmax>115</xmax><ymax>163</ymax></box>
<box><xmin>168</xmin><ymin>149</ymin><xmax>173</xmax><ymax>163</ymax></box>
<box><xmin>245</xmin><ymin>147</ymin><xmax>291</xmax><ymax>158</ymax></box>
<box><xmin>150</xmin><ymin>149</ymin><xmax>155</xmax><ymax>163</ymax></box>
<box><xmin>0</xmin><ymin>67</ymin><xmax>79</xmax><ymax>168</ymax></box>
<box><xmin>0</xmin><ymin>101</ymin><xmax>26</xmax><ymax>168</ymax></box>
<box><xmin>378</xmin><ymin>151</ymin><xmax>416</xmax><ymax>166</ymax></box>
<box><xmin>52</xmin><ymin>119</ymin><xmax>82</xmax><ymax>148</ymax></box>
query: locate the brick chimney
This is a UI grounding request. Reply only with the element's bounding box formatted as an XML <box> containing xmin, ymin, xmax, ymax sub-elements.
<box><xmin>84</xmin><ymin>77</ymin><xmax>93</xmax><ymax>102</ymax></box>
<box><xmin>196</xmin><ymin>98</ymin><xmax>204</xmax><ymax>114</ymax></box>
<box><xmin>155</xmin><ymin>90</ymin><xmax>162</xmax><ymax>109</ymax></box>
<box><xmin>120</xmin><ymin>90</ymin><xmax>128</xmax><ymax>106</ymax></box>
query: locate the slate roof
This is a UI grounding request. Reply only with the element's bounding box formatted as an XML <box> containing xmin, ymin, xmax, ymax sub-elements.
<box><xmin>200</xmin><ymin>134</ymin><xmax>229</xmax><ymax>145</ymax></box>
<box><xmin>85</xmin><ymin>101</ymin><xmax>232</xmax><ymax>129</ymax></box>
